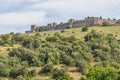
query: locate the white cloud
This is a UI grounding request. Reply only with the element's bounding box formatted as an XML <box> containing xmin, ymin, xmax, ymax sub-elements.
<box><xmin>26</xmin><ymin>0</ymin><xmax>120</xmax><ymax>18</ymax></box>
<box><xmin>0</xmin><ymin>11</ymin><xmax>46</xmax><ymax>26</ymax></box>
<box><xmin>0</xmin><ymin>0</ymin><xmax>44</xmax><ymax>11</ymax></box>
<box><xmin>26</xmin><ymin>0</ymin><xmax>43</xmax><ymax>2</ymax></box>
<box><xmin>0</xmin><ymin>0</ymin><xmax>120</xmax><ymax>34</ymax></box>
<box><xmin>0</xmin><ymin>11</ymin><xmax>47</xmax><ymax>34</ymax></box>
<box><xmin>0</xmin><ymin>0</ymin><xmax>22</xmax><ymax>8</ymax></box>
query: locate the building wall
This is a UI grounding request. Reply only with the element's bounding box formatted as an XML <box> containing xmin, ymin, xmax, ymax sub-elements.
<box><xmin>36</xmin><ymin>26</ymin><xmax>52</xmax><ymax>32</ymax></box>
<box><xmin>25</xmin><ymin>31</ymin><xmax>34</xmax><ymax>33</ymax></box>
<box><xmin>96</xmin><ymin>19</ymin><xmax>117</xmax><ymax>25</ymax></box>
<box><xmin>116</xmin><ymin>20</ymin><xmax>120</xmax><ymax>25</ymax></box>
<box><xmin>72</xmin><ymin>18</ymin><xmax>95</xmax><ymax>27</ymax></box>
<box><xmin>54</xmin><ymin>23</ymin><xmax>69</xmax><ymax>30</ymax></box>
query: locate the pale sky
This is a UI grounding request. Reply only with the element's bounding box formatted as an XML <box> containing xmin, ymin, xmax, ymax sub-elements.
<box><xmin>0</xmin><ymin>0</ymin><xmax>120</xmax><ymax>34</ymax></box>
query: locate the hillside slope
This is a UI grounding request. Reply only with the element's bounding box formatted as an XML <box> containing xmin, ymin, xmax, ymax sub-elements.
<box><xmin>0</xmin><ymin>26</ymin><xmax>120</xmax><ymax>80</ymax></box>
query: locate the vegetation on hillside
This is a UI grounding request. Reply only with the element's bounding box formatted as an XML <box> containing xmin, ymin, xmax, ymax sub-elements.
<box><xmin>0</xmin><ymin>26</ymin><xmax>120</xmax><ymax>80</ymax></box>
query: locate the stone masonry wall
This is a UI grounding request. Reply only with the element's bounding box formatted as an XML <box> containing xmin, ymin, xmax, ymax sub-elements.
<box><xmin>25</xmin><ymin>17</ymin><xmax>120</xmax><ymax>33</ymax></box>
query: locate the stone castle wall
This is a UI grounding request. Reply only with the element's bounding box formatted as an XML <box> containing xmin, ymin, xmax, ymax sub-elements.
<box><xmin>25</xmin><ymin>16</ymin><xmax>120</xmax><ymax>33</ymax></box>
<box><xmin>55</xmin><ymin>23</ymin><xmax>69</xmax><ymax>30</ymax></box>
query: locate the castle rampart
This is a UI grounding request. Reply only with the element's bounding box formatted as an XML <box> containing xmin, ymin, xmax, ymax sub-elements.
<box><xmin>25</xmin><ymin>16</ymin><xmax>120</xmax><ymax>33</ymax></box>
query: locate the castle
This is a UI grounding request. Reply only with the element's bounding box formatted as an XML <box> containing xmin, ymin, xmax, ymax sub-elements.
<box><xmin>25</xmin><ymin>16</ymin><xmax>120</xmax><ymax>33</ymax></box>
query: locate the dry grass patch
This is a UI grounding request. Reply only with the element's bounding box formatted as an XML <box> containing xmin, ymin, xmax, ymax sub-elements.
<box><xmin>68</xmin><ymin>67</ymin><xmax>82</xmax><ymax>80</ymax></box>
<box><xmin>33</xmin><ymin>76</ymin><xmax>50</xmax><ymax>80</ymax></box>
<box><xmin>0</xmin><ymin>44</ymin><xmax>21</xmax><ymax>56</ymax></box>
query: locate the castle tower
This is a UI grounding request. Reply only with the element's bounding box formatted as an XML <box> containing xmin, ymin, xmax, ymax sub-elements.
<box><xmin>99</xmin><ymin>16</ymin><xmax>102</xmax><ymax>19</ymax></box>
<box><xmin>113</xmin><ymin>18</ymin><xmax>116</xmax><ymax>20</ymax></box>
<box><xmin>108</xmin><ymin>18</ymin><xmax>110</xmax><ymax>20</ymax></box>
<box><xmin>31</xmin><ymin>25</ymin><xmax>37</xmax><ymax>32</ymax></box>
<box><xmin>47</xmin><ymin>23</ymin><xmax>50</xmax><ymax>27</ymax></box>
<box><xmin>68</xmin><ymin>19</ymin><xmax>75</xmax><ymax>24</ymax></box>
<box><xmin>49</xmin><ymin>23</ymin><xmax>53</xmax><ymax>27</ymax></box>
<box><xmin>53</xmin><ymin>22</ymin><xmax>57</xmax><ymax>27</ymax></box>
<box><xmin>68</xmin><ymin>19</ymin><xmax>75</xmax><ymax>27</ymax></box>
<box><xmin>60</xmin><ymin>22</ymin><xmax>63</xmax><ymax>24</ymax></box>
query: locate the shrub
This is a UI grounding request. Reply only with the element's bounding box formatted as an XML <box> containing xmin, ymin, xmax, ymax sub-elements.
<box><xmin>85</xmin><ymin>67</ymin><xmax>119</xmax><ymax>80</ymax></box>
<box><xmin>15</xmin><ymin>76</ymin><xmax>26</xmax><ymax>80</ymax></box>
<box><xmin>76</xmin><ymin>60</ymin><xmax>87</xmax><ymax>73</ymax></box>
<box><xmin>9</xmin><ymin>48</ymin><xmax>40</xmax><ymax>66</ymax></box>
<box><xmin>0</xmin><ymin>64</ymin><xmax>10</xmax><ymax>77</ymax></box>
<box><xmin>102</xmin><ymin>22</ymin><xmax>110</xmax><ymax>26</ymax></box>
<box><xmin>111</xmin><ymin>62</ymin><xmax>120</xmax><ymax>69</ymax></box>
<box><xmin>54</xmin><ymin>32</ymin><xmax>60</xmax><ymax>37</ymax></box>
<box><xmin>62</xmin><ymin>55</ymin><xmax>74</xmax><ymax>66</ymax></box>
<box><xmin>39</xmin><ymin>27</ymin><xmax>47</xmax><ymax>32</ymax></box>
<box><xmin>46</xmin><ymin>36</ymin><xmax>58</xmax><ymax>42</ymax></box>
<box><xmin>28</xmin><ymin>69</ymin><xmax>37</xmax><ymax>77</ymax></box>
<box><xmin>66</xmin><ymin>26</ymin><xmax>71</xmax><ymax>29</ymax></box>
<box><xmin>95</xmin><ymin>57</ymin><xmax>101</xmax><ymax>62</ymax></box>
<box><xmin>41</xmin><ymin>63</ymin><xmax>54</xmax><ymax>74</ymax></box>
<box><xmin>52</xmin><ymin>68</ymin><xmax>73</xmax><ymax>80</ymax></box>
<box><xmin>10</xmin><ymin>67</ymin><xmax>28</xmax><ymax>78</ymax></box>
<box><xmin>0</xmin><ymin>34</ymin><xmax>11</xmax><ymax>45</ymax></box>
<box><xmin>82</xmin><ymin>27</ymin><xmax>88</xmax><ymax>32</ymax></box>
<box><xmin>61</xmin><ymin>30</ymin><xmax>65</xmax><ymax>33</ymax></box>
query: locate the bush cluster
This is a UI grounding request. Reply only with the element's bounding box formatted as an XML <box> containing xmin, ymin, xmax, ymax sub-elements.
<box><xmin>0</xmin><ymin>30</ymin><xmax>120</xmax><ymax>79</ymax></box>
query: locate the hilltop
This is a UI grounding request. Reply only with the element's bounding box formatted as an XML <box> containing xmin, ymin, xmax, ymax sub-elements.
<box><xmin>25</xmin><ymin>16</ymin><xmax>120</xmax><ymax>33</ymax></box>
<box><xmin>0</xmin><ymin>26</ymin><xmax>120</xmax><ymax>80</ymax></box>
<box><xmin>27</xmin><ymin>26</ymin><xmax>120</xmax><ymax>40</ymax></box>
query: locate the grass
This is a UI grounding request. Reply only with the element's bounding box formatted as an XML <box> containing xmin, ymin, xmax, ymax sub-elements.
<box><xmin>68</xmin><ymin>67</ymin><xmax>82</xmax><ymax>80</ymax></box>
<box><xmin>0</xmin><ymin>77</ymin><xmax>10</xmax><ymax>80</ymax></box>
<box><xmin>0</xmin><ymin>44</ymin><xmax>20</xmax><ymax>56</ymax></box>
<box><xmin>27</xmin><ymin>26</ymin><xmax>120</xmax><ymax>41</ymax></box>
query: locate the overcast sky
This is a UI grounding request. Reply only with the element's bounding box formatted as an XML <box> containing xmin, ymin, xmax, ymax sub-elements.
<box><xmin>0</xmin><ymin>0</ymin><xmax>120</xmax><ymax>34</ymax></box>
